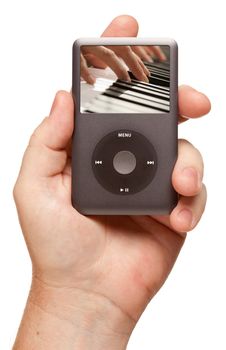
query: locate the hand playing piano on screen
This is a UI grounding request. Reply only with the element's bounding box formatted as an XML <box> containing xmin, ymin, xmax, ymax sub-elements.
<box><xmin>132</xmin><ymin>45</ymin><xmax>166</xmax><ymax>62</ymax></box>
<box><xmin>80</xmin><ymin>44</ymin><xmax>166</xmax><ymax>85</ymax></box>
<box><xmin>13</xmin><ymin>15</ymin><xmax>211</xmax><ymax>350</ymax></box>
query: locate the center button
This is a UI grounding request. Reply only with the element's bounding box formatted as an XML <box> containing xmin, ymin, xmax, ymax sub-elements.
<box><xmin>113</xmin><ymin>151</ymin><xmax>136</xmax><ymax>175</ymax></box>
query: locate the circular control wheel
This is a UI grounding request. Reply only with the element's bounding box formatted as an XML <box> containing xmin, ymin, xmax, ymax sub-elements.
<box><xmin>92</xmin><ymin>130</ymin><xmax>157</xmax><ymax>195</ymax></box>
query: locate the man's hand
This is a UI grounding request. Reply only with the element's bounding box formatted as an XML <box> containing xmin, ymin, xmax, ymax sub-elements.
<box><xmin>13</xmin><ymin>15</ymin><xmax>211</xmax><ymax>350</ymax></box>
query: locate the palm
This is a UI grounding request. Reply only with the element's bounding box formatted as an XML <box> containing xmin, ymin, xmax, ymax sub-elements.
<box><xmin>35</xmin><ymin>168</ymin><xmax>184</xmax><ymax>322</ymax></box>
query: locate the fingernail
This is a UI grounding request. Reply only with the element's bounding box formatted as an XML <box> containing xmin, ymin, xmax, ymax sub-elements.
<box><xmin>142</xmin><ymin>74</ymin><xmax>149</xmax><ymax>82</ymax></box>
<box><xmin>145</xmin><ymin>68</ymin><xmax>151</xmax><ymax>77</ymax></box>
<box><xmin>182</xmin><ymin>167</ymin><xmax>201</xmax><ymax>190</ymax></box>
<box><xmin>177</xmin><ymin>208</ymin><xmax>194</xmax><ymax>229</ymax></box>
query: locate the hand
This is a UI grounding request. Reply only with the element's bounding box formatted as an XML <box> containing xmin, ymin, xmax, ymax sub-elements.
<box><xmin>13</xmin><ymin>15</ymin><xmax>211</xmax><ymax>350</ymax></box>
<box><xmin>81</xmin><ymin>45</ymin><xmax>150</xmax><ymax>84</ymax></box>
<box><xmin>131</xmin><ymin>45</ymin><xmax>166</xmax><ymax>62</ymax></box>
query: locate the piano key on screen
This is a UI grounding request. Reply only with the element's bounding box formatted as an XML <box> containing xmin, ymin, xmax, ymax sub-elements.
<box><xmin>113</xmin><ymin>81</ymin><xmax>169</xmax><ymax>100</ymax></box>
<box><xmin>108</xmin><ymin>86</ymin><xmax>170</xmax><ymax>106</ymax></box>
<box><xmin>103</xmin><ymin>89</ymin><xmax>169</xmax><ymax>112</ymax></box>
<box><xmin>85</xmin><ymin>94</ymin><xmax>164</xmax><ymax>113</ymax></box>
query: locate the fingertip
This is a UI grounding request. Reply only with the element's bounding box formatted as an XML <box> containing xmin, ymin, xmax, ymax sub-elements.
<box><xmin>179</xmin><ymin>85</ymin><xmax>211</xmax><ymax>118</ymax></box>
<box><xmin>143</xmin><ymin>74</ymin><xmax>149</xmax><ymax>82</ymax></box>
<box><xmin>50</xmin><ymin>90</ymin><xmax>72</xmax><ymax>114</ymax></box>
<box><xmin>50</xmin><ymin>90</ymin><xmax>74</xmax><ymax>118</ymax></box>
<box><xmin>170</xmin><ymin>184</ymin><xmax>207</xmax><ymax>234</ymax></box>
<box><xmin>55</xmin><ymin>90</ymin><xmax>72</xmax><ymax>101</ymax></box>
<box><xmin>87</xmin><ymin>75</ymin><xmax>96</xmax><ymax>85</ymax></box>
<box><xmin>172</xmin><ymin>167</ymin><xmax>202</xmax><ymax>197</ymax></box>
<box><xmin>123</xmin><ymin>70</ymin><xmax>131</xmax><ymax>82</ymax></box>
<box><xmin>170</xmin><ymin>207</ymin><xmax>193</xmax><ymax>233</ymax></box>
<box><xmin>101</xmin><ymin>15</ymin><xmax>139</xmax><ymax>37</ymax></box>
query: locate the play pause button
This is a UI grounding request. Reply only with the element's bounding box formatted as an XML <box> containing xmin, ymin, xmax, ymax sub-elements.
<box><xmin>120</xmin><ymin>188</ymin><xmax>129</xmax><ymax>193</ymax></box>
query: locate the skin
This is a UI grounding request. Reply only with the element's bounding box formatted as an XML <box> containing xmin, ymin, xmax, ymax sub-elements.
<box><xmin>13</xmin><ymin>15</ymin><xmax>211</xmax><ymax>350</ymax></box>
<box><xmin>84</xmin><ymin>45</ymin><xmax>165</xmax><ymax>70</ymax></box>
<box><xmin>81</xmin><ymin>45</ymin><xmax>150</xmax><ymax>83</ymax></box>
<box><xmin>81</xmin><ymin>44</ymin><xmax>166</xmax><ymax>84</ymax></box>
<box><xmin>132</xmin><ymin>45</ymin><xmax>154</xmax><ymax>62</ymax></box>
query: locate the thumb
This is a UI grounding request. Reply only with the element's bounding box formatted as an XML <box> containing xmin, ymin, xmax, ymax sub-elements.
<box><xmin>19</xmin><ymin>91</ymin><xmax>74</xmax><ymax>178</ymax></box>
<box><xmin>101</xmin><ymin>15</ymin><xmax>139</xmax><ymax>37</ymax></box>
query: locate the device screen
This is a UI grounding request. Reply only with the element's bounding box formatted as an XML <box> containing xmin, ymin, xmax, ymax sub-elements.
<box><xmin>80</xmin><ymin>45</ymin><xmax>170</xmax><ymax>114</ymax></box>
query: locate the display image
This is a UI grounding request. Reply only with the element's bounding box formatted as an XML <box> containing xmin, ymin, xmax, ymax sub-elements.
<box><xmin>80</xmin><ymin>45</ymin><xmax>170</xmax><ymax>113</ymax></box>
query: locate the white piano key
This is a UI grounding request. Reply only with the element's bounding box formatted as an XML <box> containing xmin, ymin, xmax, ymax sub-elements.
<box><xmin>87</xmin><ymin>94</ymin><xmax>164</xmax><ymax>113</ymax></box>
<box><xmin>103</xmin><ymin>89</ymin><xmax>169</xmax><ymax>112</ymax></box>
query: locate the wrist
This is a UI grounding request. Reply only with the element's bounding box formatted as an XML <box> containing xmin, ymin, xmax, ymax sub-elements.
<box><xmin>14</xmin><ymin>276</ymin><xmax>135</xmax><ymax>350</ymax></box>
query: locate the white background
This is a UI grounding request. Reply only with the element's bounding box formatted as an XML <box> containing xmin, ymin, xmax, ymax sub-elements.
<box><xmin>0</xmin><ymin>0</ymin><xmax>225</xmax><ymax>349</ymax></box>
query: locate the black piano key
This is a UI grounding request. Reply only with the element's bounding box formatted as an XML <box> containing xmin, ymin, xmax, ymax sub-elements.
<box><xmin>128</xmin><ymin>72</ymin><xmax>169</xmax><ymax>87</ymax></box>
<box><xmin>144</xmin><ymin>61</ymin><xmax>170</xmax><ymax>71</ymax></box>
<box><xmin>146</xmin><ymin>68</ymin><xmax>170</xmax><ymax>78</ymax></box>
<box><xmin>111</xmin><ymin>83</ymin><xmax>170</xmax><ymax>102</ymax></box>
<box><xmin>103</xmin><ymin>89</ymin><xmax>169</xmax><ymax>112</ymax></box>
<box><xmin>108</xmin><ymin>86</ymin><xmax>169</xmax><ymax>106</ymax></box>
<box><xmin>129</xmin><ymin>79</ymin><xmax>170</xmax><ymax>92</ymax></box>
<box><xmin>107</xmin><ymin>88</ymin><xmax>169</xmax><ymax>109</ymax></box>
<box><xmin>145</xmin><ymin>65</ymin><xmax>170</xmax><ymax>76</ymax></box>
<box><xmin>113</xmin><ymin>81</ymin><xmax>170</xmax><ymax>100</ymax></box>
<box><xmin>149</xmin><ymin>75</ymin><xmax>169</xmax><ymax>87</ymax></box>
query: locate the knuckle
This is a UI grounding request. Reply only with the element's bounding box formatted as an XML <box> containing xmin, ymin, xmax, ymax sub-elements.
<box><xmin>104</xmin><ymin>48</ymin><xmax>115</xmax><ymax>59</ymax></box>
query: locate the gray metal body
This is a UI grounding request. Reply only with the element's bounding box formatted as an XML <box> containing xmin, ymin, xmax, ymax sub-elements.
<box><xmin>72</xmin><ymin>37</ymin><xmax>178</xmax><ymax>215</ymax></box>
